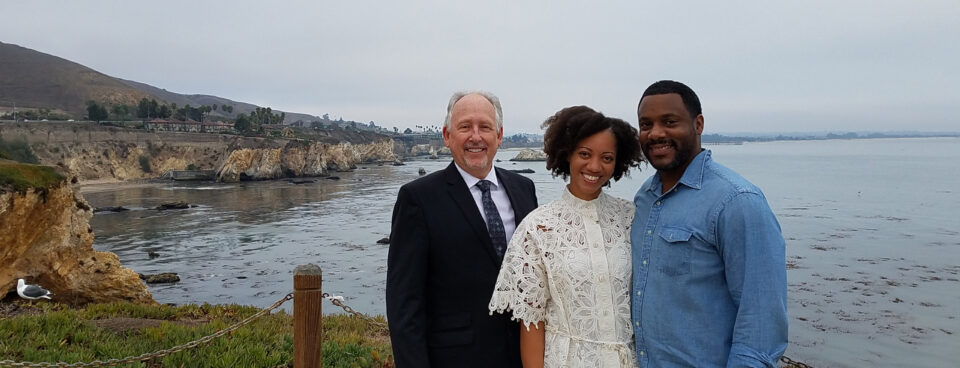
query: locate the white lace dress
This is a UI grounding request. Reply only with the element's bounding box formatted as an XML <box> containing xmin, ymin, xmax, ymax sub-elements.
<box><xmin>489</xmin><ymin>188</ymin><xmax>637</xmax><ymax>368</ymax></box>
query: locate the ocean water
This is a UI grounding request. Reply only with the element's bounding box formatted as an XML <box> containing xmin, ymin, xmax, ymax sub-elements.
<box><xmin>83</xmin><ymin>137</ymin><xmax>960</xmax><ymax>367</ymax></box>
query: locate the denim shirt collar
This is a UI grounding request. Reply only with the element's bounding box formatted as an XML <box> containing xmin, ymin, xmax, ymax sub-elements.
<box><xmin>643</xmin><ymin>149</ymin><xmax>711</xmax><ymax>194</ymax></box>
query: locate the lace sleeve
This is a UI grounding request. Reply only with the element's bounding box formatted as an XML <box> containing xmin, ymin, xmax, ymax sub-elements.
<box><xmin>488</xmin><ymin>218</ymin><xmax>549</xmax><ymax>330</ymax></box>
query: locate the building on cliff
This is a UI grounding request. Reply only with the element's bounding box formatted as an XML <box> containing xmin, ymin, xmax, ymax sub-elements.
<box><xmin>145</xmin><ymin>119</ymin><xmax>234</xmax><ymax>133</ymax></box>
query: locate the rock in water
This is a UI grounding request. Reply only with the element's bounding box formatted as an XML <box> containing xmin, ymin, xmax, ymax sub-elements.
<box><xmin>139</xmin><ymin>273</ymin><xmax>180</xmax><ymax>284</ymax></box>
<box><xmin>155</xmin><ymin>201</ymin><xmax>190</xmax><ymax>210</ymax></box>
<box><xmin>94</xmin><ymin>206</ymin><xmax>129</xmax><ymax>213</ymax></box>
<box><xmin>510</xmin><ymin>149</ymin><xmax>547</xmax><ymax>161</ymax></box>
<box><xmin>508</xmin><ymin>168</ymin><xmax>535</xmax><ymax>174</ymax></box>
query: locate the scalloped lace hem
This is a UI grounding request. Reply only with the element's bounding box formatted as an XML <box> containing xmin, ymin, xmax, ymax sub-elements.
<box><xmin>489</xmin><ymin>296</ymin><xmax>545</xmax><ymax>331</ymax></box>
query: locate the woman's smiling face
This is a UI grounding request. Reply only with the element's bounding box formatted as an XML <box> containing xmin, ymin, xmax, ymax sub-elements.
<box><xmin>567</xmin><ymin>129</ymin><xmax>617</xmax><ymax>201</ymax></box>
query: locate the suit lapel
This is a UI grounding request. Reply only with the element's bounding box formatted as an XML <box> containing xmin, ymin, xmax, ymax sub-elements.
<box><xmin>444</xmin><ymin>162</ymin><xmax>501</xmax><ymax>265</ymax></box>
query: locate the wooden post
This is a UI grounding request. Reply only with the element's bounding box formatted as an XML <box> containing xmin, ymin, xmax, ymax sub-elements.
<box><xmin>294</xmin><ymin>264</ymin><xmax>323</xmax><ymax>368</ymax></box>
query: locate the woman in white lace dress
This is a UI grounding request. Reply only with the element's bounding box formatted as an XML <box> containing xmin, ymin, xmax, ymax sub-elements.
<box><xmin>490</xmin><ymin>106</ymin><xmax>643</xmax><ymax>368</ymax></box>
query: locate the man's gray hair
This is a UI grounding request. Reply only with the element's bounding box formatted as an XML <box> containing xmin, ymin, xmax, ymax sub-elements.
<box><xmin>444</xmin><ymin>91</ymin><xmax>503</xmax><ymax>130</ymax></box>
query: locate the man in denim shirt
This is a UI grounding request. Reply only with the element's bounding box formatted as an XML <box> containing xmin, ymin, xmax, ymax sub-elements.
<box><xmin>630</xmin><ymin>80</ymin><xmax>788</xmax><ymax>367</ymax></box>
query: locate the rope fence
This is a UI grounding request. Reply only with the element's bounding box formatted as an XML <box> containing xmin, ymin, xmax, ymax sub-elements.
<box><xmin>0</xmin><ymin>293</ymin><xmax>293</xmax><ymax>368</ymax></box>
<box><xmin>0</xmin><ymin>264</ymin><xmax>815</xmax><ymax>368</ymax></box>
<box><xmin>322</xmin><ymin>293</ymin><xmax>387</xmax><ymax>331</ymax></box>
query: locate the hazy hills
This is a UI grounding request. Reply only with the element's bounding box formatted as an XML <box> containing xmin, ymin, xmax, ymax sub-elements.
<box><xmin>0</xmin><ymin>41</ymin><xmax>153</xmax><ymax>116</ymax></box>
<box><xmin>0</xmin><ymin>41</ymin><xmax>319</xmax><ymax>122</ymax></box>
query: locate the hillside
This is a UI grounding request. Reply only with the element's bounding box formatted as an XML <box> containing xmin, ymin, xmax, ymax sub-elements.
<box><xmin>0</xmin><ymin>42</ymin><xmax>320</xmax><ymax>123</ymax></box>
<box><xmin>0</xmin><ymin>41</ymin><xmax>153</xmax><ymax>117</ymax></box>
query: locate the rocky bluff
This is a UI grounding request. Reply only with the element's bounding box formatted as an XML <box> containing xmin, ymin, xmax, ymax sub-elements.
<box><xmin>0</xmin><ymin>167</ymin><xmax>154</xmax><ymax>304</ymax></box>
<box><xmin>0</xmin><ymin>122</ymin><xmax>403</xmax><ymax>183</ymax></box>
<box><xmin>217</xmin><ymin>140</ymin><xmax>396</xmax><ymax>182</ymax></box>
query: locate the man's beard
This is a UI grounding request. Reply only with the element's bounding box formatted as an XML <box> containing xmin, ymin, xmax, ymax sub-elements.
<box><xmin>644</xmin><ymin>138</ymin><xmax>693</xmax><ymax>171</ymax></box>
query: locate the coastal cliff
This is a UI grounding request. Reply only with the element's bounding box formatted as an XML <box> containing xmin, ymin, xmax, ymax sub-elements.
<box><xmin>0</xmin><ymin>162</ymin><xmax>155</xmax><ymax>305</ymax></box>
<box><xmin>0</xmin><ymin>122</ymin><xmax>405</xmax><ymax>183</ymax></box>
<box><xmin>217</xmin><ymin>140</ymin><xmax>397</xmax><ymax>182</ymax></box>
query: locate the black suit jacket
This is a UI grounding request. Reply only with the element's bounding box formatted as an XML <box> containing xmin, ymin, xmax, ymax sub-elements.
<box><xmin>387</xmin><ymin>161</ymin><xmax>538</xmax><ymax>368</ymax></box>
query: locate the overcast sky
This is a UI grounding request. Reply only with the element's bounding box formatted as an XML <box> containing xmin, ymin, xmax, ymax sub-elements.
<box><xmin>2</xmin><ymin>1</ymin><xmax>958</xmax><ymax>134</ymax></box>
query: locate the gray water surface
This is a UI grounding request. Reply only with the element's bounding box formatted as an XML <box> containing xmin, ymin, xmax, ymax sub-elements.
<box><xmin>85</xmin><ymin>138</ymin><xmax>960</xmax><ymax>368</ymax></box>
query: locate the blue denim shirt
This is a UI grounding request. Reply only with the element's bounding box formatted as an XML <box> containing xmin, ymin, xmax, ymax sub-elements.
<box><xmin>631</xmin><ymin>150</ymin><xmax>787</xmax><ymax>368</ymax></box>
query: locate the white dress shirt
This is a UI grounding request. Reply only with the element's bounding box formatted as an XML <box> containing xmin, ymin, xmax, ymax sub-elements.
<box><xmin>454</xmin><ymin>163</ymin><xmax>518</xmax><ymax>246</ymax></box>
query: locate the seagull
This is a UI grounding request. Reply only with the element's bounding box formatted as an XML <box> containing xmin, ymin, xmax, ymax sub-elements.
<box><xmin>17</xmin><ymin>278</ymin><xmax>53</xmax><ymax>300</ymax></box>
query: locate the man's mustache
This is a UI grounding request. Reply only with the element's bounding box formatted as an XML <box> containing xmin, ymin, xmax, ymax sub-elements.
<box><xmin>644</xmin><ymin>138</ymin><xmax>674</xmax><ymax>147</ymax></box>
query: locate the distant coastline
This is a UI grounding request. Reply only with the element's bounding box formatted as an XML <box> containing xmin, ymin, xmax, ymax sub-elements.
<box><xmin>700</xmin><ymin>131</ymin><xmax>960</xmax><ymax>144</ymax></box>
<box><xmin>502</xmin><ymin>131</ymin><xmax>960</xmax><ymax>149</ymax></box>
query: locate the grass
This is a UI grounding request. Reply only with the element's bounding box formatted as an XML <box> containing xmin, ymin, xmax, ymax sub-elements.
<box><xmin>0</xmin><ymin>301</ymin><xmax>393</xmax><ymax>368</ymax></box>
<box><xmin>0</xmin><ymin>160</ymin><xmax>65</xmax><ymax>193</ymax></box>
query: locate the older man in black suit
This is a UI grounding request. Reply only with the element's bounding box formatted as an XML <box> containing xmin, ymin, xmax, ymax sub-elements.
<box><xmin>386</xmin><ymin>91</ymin><xmax>538</xmax><ymax>367</ymax></box>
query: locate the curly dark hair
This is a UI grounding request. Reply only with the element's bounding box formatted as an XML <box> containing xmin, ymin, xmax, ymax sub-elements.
<box><xmin>541</xmin><ymin>106</ymin><xmax>643</xmax><ymax>184</ymax></box>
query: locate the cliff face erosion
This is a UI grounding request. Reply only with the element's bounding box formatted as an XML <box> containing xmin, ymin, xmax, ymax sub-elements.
<box><xmin>0</xmin><ymin>123</ymin><xmax>403</xmax><ymax>183</ymax></box>
<box><xmin>0</xmin><ymin>175</ymin><xmax>154</xmax><ymax>305</ymax></box>
<box><xmin>216</xmin><ymin>140</ymin><xmax>397</xmax><ymax>182</ymax></box>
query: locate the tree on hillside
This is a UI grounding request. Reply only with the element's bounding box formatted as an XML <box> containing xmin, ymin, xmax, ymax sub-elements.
<box><xmin>176</xmin><ymin>105</ymin><xmax>203</xmax><ymax>121</ymax></box>
<box><xmin>137</xmin><ymin>98</ymin><xmax>150</xmax><ymax>119</ymax></box>
<box><xmin>111</xmin><ymin>104</ymin><xmax>129</xmax><ymax>121</ymax></box>
<box><xmin>86</xmin><ymin>101</ymin><xmax>108</xmax><ymax>122</ymax></box>
<box><xmin>250</xmin><ymin>107</ymin><xmax>283</xmax><ymax>127</ymax></box>
<box><xmin>504</xmin><ymin>133</ymin><xmax>530</xmax><ymax>144</ymax></box>
<box><xmin>158</xmin><ymin>105</ymin><xmax>172</xmax><ymax>118</ymax></box>
<box><xmin>138</xmin><ymin>98</ymin><xmax>165</xmax><ymax>119</ymax></box>
<box><xmin>148</xmin><ymin>99</ymin><xmax>160</xmax><ymax>118</ymax></box>
<box><xmin>234</xmin><ymin>114</ymin><xmax>252</xmax><ymax>134</ymax></box>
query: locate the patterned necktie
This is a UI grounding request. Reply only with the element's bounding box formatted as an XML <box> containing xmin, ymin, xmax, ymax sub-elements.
<box><xmin>476</xmin><ymin>180</ymin><xmax>507</xmax><ymax>258</ymax></box>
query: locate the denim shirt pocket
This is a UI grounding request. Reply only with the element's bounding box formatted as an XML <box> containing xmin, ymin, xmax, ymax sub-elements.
<box><xmin>657</xmin><ymin>226</ymin><xmax>693</xmax><ymax>276</ymax></box>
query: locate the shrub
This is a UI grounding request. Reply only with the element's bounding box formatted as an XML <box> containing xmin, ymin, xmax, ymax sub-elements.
<box><xmin>186</xmin><ymin>164</ymin><xmax>197</xmax><ymax>171</ymax></box>
<box><xmin>0</xmin><ymin>137</ymin><xmax>40</xmax><ymax>164</ymax></box>
<box><xmin>139</xmin><ymin>155</ymin><xmax>152</xmax><ymax>173</ymax></box>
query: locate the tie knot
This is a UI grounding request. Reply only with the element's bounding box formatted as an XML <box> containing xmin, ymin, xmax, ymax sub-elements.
<box><xmin>476</xmin><ymin>180</ymin><xmax>492</xmax><ymax>193</ymax></box>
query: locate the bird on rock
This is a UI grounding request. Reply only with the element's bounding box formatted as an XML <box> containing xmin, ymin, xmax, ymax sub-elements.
<box><xmin>17</xmin><ymin>278</ymin><xmax>53</xmax><ymax>300</ymax></box>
